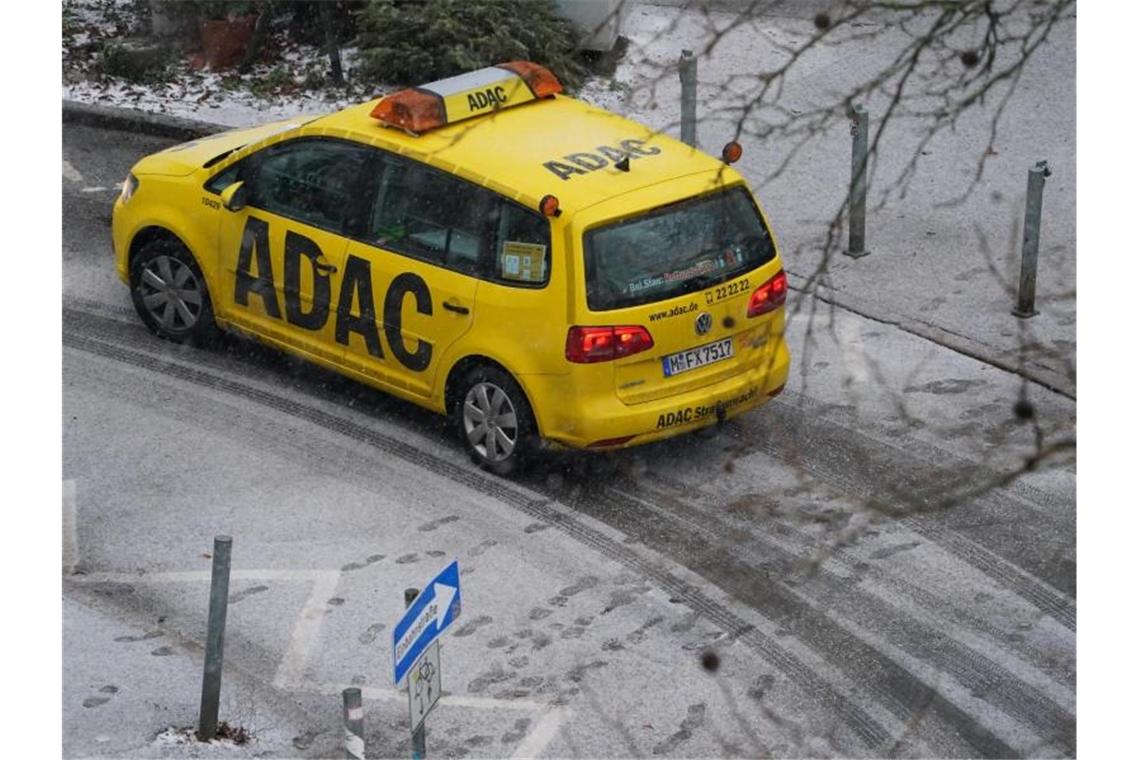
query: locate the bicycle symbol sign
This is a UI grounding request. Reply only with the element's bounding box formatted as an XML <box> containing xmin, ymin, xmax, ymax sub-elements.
<box><xmin>408</xmin><ymin>641</ymin><xmax>441</xmax><ymax>732</ymax></box>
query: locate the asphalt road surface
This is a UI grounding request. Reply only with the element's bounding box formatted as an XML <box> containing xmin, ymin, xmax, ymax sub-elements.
<box><xmin>63</xmin><ymin>122</ymin><xmax>1075</xmax><ymax>758</ymax></box>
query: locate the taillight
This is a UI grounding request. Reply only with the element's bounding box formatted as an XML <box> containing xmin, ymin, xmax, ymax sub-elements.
<box><xmin>566</xmin><ymin>325</ymin><xmax>654</xmax><ymax>363</ymax></box>
<box><xmin>747</xmin><ymin>270</ymin><xmax>788</xmax><ymax>317</ymax></box>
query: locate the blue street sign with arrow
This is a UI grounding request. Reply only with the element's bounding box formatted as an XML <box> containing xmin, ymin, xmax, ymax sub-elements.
<box><xmin>392</xmin><ymin>560</ymin><xmax>462</xmax><ymax>684</ymax></box>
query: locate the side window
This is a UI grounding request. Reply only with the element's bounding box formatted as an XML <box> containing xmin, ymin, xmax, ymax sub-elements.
<box><xmin>204</xmin><ymin>162</ymin><xmax>241</xmax><ymax>194</ymax></box>
<box><xmin>246</xmin><ymin>139</ymin><xmax>373</xmax><ymax>235</ymax></box>
<box><xmin>492</xmin><ymin>201</ymin><xmax>550</xmax><ymax>287</ymax></box>
<box><xmin>366</xmin><ymin>156</ymin><xmax>496</xmax><ymax>276</ymax></box>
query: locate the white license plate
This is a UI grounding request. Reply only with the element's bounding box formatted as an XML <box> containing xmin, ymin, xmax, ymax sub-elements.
<box><xmin>662</xmin><ymin>337</ymin><xmax>734</xmax><ymax>377</ymax></box>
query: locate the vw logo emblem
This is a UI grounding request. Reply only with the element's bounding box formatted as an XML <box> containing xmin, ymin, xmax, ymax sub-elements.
<box><xmin>695</xmin><ymin>312</ymin><xmax>713</xmax><ymax>335</ymax></box>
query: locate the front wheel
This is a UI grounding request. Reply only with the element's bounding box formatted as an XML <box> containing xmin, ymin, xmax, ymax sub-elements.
<box><xmin>455</xmin><ymin>365</ymin><xmax>536</xmax><ymax>476</ymax></box>
<box><xmin>130</xmin><ymin>239</ymin><xmax>218</xmax><ymax>345</ymax></box>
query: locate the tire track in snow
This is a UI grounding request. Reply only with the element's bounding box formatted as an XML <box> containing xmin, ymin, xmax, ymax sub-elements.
<box><xmin>63</xmin><ymin>307</ymin><xmax>893</xmax><ymax>751</ymax></box>
<box><xmin>606</xmin><ymin>478</ymin><xmax>1075</xmax><ymax>754</ymax></box>
<box><xmin>568</xmin><ymin>483</ymin><xmax>1028</xmax><ymax>757</ymax></box>
<box><xmin>726</xmin><ymin>402</ymin><xmax>1076</xmax><ymax>630</ymax></box>
<box><xmin>635</xmin><ymin>471</ymin><xmax>1075</xmax><ymax>688</ymax></box>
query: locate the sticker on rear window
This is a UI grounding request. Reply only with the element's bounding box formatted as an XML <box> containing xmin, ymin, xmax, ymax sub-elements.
<box><xmin>500</xmin><ymin>241</ymin><xmax>546</xmax><ymax>283</ymax></box>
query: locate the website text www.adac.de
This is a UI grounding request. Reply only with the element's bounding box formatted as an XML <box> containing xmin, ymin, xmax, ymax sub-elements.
<box><xmin>648</xmin><ymin>301</ymin><xmax>700</xmax><ymax>322</ymax></box>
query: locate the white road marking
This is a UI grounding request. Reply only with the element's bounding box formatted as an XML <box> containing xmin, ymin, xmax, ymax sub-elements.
<box><xmin>512</xmin><ymin>706</ymin><xmax>572</xmax><ymax>759</ymax></box>
<box><xmin>74</xmin><ymin>569</ymin><xmax>334</xmax><ymax>583</ymax></box>
<box><xmin>439</xmin><ymin>693</ymin><xmax>552</xmax><ymax>712</ymax></box>
<box><xmin>63</xmin><ymin>479</ymin><xmax>78</xmax><ymax>575</ymax></box>
<box><xmin>309</xmin><ymin>681</ymin><xmax>548</xmax><ymax>712</ymax></box>
<box><xmin>63</xmin><ymin>158</ymin><xmax>84</xmax><ymax>183</ymax></box>
<box><xmin>836</xmin><ymin>310</ymin><xmax>871</xmax><ymax>384</ymax></box>
<box><xmin>273</xmin><ymin>570</ymin><xmax>343</xmax><ymax>690</ymax></box>
<box><xmin>80</xmin><ymin>186</ymin><xmax>111</xmax><ymax>193</ymax></box>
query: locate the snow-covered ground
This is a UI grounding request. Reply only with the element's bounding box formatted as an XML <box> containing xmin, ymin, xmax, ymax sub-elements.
<box><xmin>64</xmin><ymin>0</ymin><xmax>373</xmax><ymax>125</ymax></box>
<box><xmin>65</xmin><ymin>54</ymin><xmax>374</xmax><ymax>128</ymax></box>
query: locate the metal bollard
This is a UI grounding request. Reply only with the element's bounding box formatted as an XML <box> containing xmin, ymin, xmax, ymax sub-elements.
<box><xmin>343</xmin><ymin>688</ymin><xmax>365</xmax><ymax>759</ymax></box>
<box><xmin>844</xmin><ymin>104</ymin><xmax>870</xmax><ymax>258</ymax></box>
<box><xmin>197</xmin><ymin>535</ymin><xmax>233</xmax><ymax>741</ymax></box>
<box><xmin>679</xmin><ymin>50</ymin><xmax>697</xmax><ymax>148</ymax></box>
<box><xmin>405</xmin><ymin>588</ymin><xmax>427</xmax><ymax>760</ymax></box>
<box><xmin>1012</xmin><ymin>160</ymin><xmax>1051</xmax><ymax>318</ymax></box>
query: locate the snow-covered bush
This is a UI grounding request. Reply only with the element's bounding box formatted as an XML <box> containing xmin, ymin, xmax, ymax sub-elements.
<box><xmin>354</xmin><ymin>0</ymin><xmax>587</xmax><ymax>90</ymax></box>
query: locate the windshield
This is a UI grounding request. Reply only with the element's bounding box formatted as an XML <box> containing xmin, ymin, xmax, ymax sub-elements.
<box><xmin>584</xmin><ymin>185</ymin><xmax>776</xmax><ymax>311</ymax></box>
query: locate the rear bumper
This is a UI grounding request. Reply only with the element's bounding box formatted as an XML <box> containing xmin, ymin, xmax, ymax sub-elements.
<box><xmin>524</xmin><ymin>337</ymin><xmax>790</xmax><ymax>450</ymax></box>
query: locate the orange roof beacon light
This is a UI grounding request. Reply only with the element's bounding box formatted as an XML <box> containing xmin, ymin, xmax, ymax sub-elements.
<box><xmin>497</xmin><ymin>61</ymin><xmax>563</xmax><ymax>98</ymax></box>
<box><xmin>371</xmin><ymin>62</ymin><xmax>563</xmax><ymax>135</ymax></box>
<box><xmin>539</xmin><ymin>194</ymin><xmax>562</xmax><ymax>217</ymax></box>
<box><xmin>370</xmin><ymin>90</ymin><xmax>446</xmax><ymax>134</ymax></box>
<box><xmin>722</xmin><ymin>141</ymin><xmax>743</xmax><ymax>164</ymax></box>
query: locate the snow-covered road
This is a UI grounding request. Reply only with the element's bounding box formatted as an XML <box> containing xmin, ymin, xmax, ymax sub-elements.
<box><xmin>63</xmin><ymin>121</ymin><xmax>1074</xmax><ymax>758</ymax></box>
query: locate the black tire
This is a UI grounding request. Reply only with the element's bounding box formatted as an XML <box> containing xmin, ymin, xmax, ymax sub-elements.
<box><xmin>129</xmin><ymin>238</ymin><xmax>219</xmax><ymax>345</ymax></box>
<box><xmin>453</xmin><ymin>365</ymin><xmax>537</xmax><ymax>476</ymax></box>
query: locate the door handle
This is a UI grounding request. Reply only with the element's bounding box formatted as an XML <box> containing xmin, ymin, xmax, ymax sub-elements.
<box><xmin>442</xmin><ymin>299</ymin><xmax>469</xmax><ymax>315</ymax></box>
<box><xmin>313</xmin><ymin>260</ymin><xmax>337</xmax><ymax>274</ymax></box>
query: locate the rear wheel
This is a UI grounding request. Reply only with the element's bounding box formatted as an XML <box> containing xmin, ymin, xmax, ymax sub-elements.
<box><xmin>130</xmin><ymin>239</ymin><xmax>218</xmax><ymax>345</ymax></box>
<box><xmin>454</xmin><ymin>365</ymin><xmax>536</xmax><ymax>476</ymax></box>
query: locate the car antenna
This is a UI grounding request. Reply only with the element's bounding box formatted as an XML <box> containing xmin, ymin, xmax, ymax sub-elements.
<box><xmin>615</xmin><ymin>153</ymin><xmax>630</xmax><ymax>172</ymax></box>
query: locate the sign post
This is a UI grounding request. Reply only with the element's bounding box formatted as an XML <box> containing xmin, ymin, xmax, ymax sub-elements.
<box><xmin>393</xmin><ymin>561</ymin><xmax>461</xmax><ymax>759</ymax></box>
<box><xmin>408</xmin><ymin>642</ymin><xmax>441</xmax><ymax>734</ymax></box>
<box><xmin>197</xmin><ymin>535</ymin><xmax>232</xmax><ymax>742</ymax></box>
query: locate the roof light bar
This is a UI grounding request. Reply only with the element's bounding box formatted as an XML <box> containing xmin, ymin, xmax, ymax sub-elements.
<box><xmin>370</xmin><ymin>61</ymin><xmax>563</xmax><ymax>135</ymax></box>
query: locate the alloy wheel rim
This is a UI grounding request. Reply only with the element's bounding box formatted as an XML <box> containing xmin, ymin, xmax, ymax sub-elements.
<box><xmin>462</xmin><ymin>382</ymin><xmax>519</xmax><ymax>463</ymax></box>
<box><xmin>139</xmin><ymin>255</ymin><xmax>203</xmax><ymax>332</ymax></box>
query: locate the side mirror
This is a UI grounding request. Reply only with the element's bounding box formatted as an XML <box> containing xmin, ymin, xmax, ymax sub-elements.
<box><xmin>220</xmin><ymin>181</ymin><xmax>247</xmax><ymax>212</ymax></box>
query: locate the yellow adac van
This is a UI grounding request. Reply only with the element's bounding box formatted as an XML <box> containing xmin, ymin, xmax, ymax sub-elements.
<box><xmin>112</xmin><ymin>61</ymin><xmax>790</xmax><ymax>474</ymax></box>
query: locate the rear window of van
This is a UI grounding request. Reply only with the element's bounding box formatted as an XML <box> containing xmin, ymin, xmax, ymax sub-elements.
<box><xmin>584</xmin><ymin>186</ymin><xmax>775</xmax><ymax>311</ymax></box>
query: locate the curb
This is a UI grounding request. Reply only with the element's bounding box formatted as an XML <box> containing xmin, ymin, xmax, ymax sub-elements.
<box><xmin>785</xmin><ymin>271</ymin><xmax>1076</xmax><ymax>400</ymax></box>
<box><xmin>63</xmin><ymin>99</ymin><xmax>230</xmax><ymax>141</ymax></box>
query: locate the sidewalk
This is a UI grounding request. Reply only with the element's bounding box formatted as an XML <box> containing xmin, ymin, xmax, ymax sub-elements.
<box><xmin>62</xmin><ymin>1</ymin><xmax>1076</xmax><ymax>397</ymax></box>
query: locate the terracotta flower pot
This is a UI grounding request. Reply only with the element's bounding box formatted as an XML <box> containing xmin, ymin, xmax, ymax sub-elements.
<box><xmin>199</xmin><ymin>14</ymin><xmax>257</xmax><ymax>71</ymax></box>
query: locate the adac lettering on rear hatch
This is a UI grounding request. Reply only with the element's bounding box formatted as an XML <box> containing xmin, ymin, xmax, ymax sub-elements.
<box><xmin>543</xmin><ymin>139</ymin><xmax>661</xmax><ymax>181</ymax></box>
